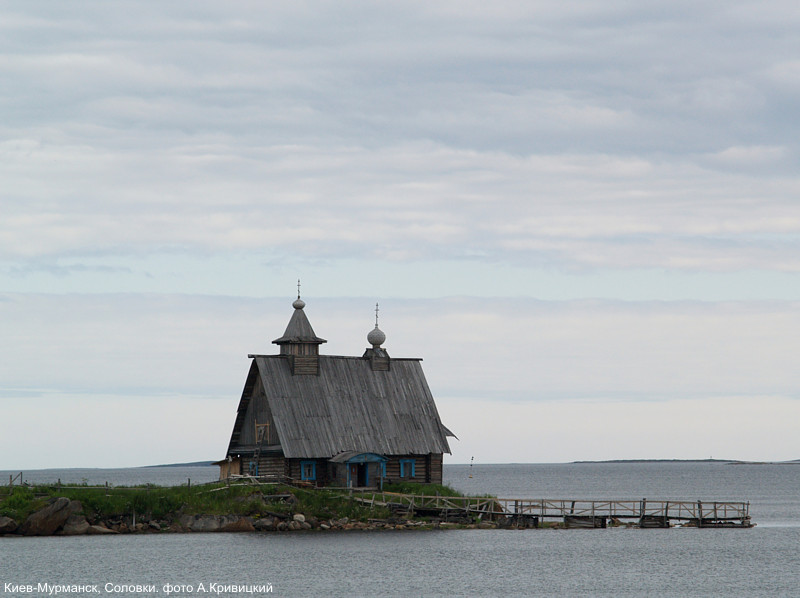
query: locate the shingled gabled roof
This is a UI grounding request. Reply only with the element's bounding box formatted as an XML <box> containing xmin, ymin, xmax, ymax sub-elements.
<box><xmin>231</xmin><ymin>355</ymin><xmax>452</xmax><ymax>459</ymax></box>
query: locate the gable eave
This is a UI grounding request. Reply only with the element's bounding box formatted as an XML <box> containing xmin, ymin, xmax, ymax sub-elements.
<box><xmin>225</xmin><ymin>360</ymin><xmax>261</xmax><ymax>455</ymax></box>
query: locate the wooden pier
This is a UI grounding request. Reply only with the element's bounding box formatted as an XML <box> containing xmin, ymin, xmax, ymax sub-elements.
<box><xmin>354</xmin><ymin>492</ymin><xmax>753</xmax><ymax>528</ymax></box>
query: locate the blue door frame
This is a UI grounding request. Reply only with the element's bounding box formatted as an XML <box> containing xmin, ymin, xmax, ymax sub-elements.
<box><xmin>339</xmin><ymin>453</ymin><xmax>387</xmax><ymax>488</ymax></box>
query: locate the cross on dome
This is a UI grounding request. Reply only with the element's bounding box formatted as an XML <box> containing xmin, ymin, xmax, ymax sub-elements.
<box><xmin>293</xmin><ymin>279</ymin><xmax>305</xmax><ymax>309</ymax></box>
<box><xmin>367</xmin><ymin>301</ymin><xmax>386</xmax><ymax>348</ymax></box>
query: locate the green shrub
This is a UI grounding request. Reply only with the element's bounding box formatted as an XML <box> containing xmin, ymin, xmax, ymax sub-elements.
<box><xmin>291</xmin><ymin>487</ymin><xmax>391</xmax><ymax>521</ymax></box>
<box><xmin>382</xmin><ymin>482</ymin><xmax>465</xmax><ymax>497</ymax></box>
<box><xmin>0</xmin><ymin>487</ymin><xmax>41</xmax><ymax>520</ymax></box>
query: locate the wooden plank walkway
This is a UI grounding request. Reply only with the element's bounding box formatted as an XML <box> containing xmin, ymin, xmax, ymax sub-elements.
<box><xmin>353</xmin><ymin>492</ymin><xmax>753</xmax><ymax>528</ymax></box>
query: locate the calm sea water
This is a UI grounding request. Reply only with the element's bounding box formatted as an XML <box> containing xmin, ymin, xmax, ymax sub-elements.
<box><xmin>2</xmin><ymin>463</ymin><xmax>799</xmax><ymax>597</ymax></box>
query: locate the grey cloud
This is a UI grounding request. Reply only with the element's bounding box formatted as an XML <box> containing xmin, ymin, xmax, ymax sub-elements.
<box><xmin>3</xmin><ymin>261</ymin><xmax>133</xmax><ymax>278</ymax></box>
<box><xmin>2</xmin><ymin>141</ymin><xmax>799</xmax><ymax>270</ymax></box>
<box><xmin>3</xmin><ymin>1</ymin><xmax>796</xmax><ymax>152</ymax></box>
<box><xmin>1</xmin><ymin>1</ymin><xmax>799</xmax><ymax>273</ymax></box>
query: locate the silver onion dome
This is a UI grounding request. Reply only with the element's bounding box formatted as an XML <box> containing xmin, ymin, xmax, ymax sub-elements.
<box><xmin>367</xmin><ymin>325</ymin><xmax>386</xmax><ymax>347</ymax></box>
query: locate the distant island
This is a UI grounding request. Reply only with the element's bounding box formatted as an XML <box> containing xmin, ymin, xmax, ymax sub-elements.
<box><xmin>144</xmin><ymin>461</ymin><xmax>216</xmax><ymax>468</ymax></box>
<box><xmin>573</xmin><ymin>458</ymin><xmax>800</xmax><ymax>464</ymax></box>
<box><xmin>573</xmin><ymin>459</ymin><xmax>739</xmax><ymax>464</ymax></box>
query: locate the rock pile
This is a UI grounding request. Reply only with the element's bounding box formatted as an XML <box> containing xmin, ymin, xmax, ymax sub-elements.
<box><xmin>1</xmin><ymin>498</ymin><xmax>503</xmax><ymax>537</ymax></box>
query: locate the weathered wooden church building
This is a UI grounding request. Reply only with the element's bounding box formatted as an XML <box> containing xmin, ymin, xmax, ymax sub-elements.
<box><xmin>218</xmin><ymin>294</ymin><xmax>454</xmax><ymax>487</ymax></box>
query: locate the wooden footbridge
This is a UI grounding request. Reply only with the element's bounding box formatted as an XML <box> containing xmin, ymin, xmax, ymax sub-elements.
<box><xmin>354</xmin><ymin>492</ymin><xmax>753</xmax><ymax>528</ymax></box>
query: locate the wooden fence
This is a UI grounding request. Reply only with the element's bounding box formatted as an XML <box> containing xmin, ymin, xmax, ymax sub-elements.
<box><xmin>353</xmin><ymin>492</ymin><xmax>753</xmax><ymax>528</ymax></box>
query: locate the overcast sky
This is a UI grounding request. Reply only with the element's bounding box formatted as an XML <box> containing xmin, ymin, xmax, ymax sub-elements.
<box><xmin>2</xmin><ymin>1</ymin><xmax>799</xmax><ymax>469</ymax></box>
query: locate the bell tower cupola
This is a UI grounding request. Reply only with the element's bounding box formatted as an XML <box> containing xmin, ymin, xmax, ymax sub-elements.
<box><xmin>272</xmin><ymin>281</ymin><xmax>326</xmax><ymax>375</ymax></box>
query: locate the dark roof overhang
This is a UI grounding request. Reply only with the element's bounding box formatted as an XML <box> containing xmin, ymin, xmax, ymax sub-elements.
<box><xmin>329</xmin><ymin>451</ymin><xmax>388</xmax><ymax>464</ymax></box>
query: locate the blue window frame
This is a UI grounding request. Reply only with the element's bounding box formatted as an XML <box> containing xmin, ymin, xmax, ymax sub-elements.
<box><xmin>300</xmin><ymin>460</ymin><xmax>316</xmax><ymax>481</ymax></box>
<box><xmin>399</xmin><ymin>459</ymin><xmax>416</xmax><ymax>478</ymax></box>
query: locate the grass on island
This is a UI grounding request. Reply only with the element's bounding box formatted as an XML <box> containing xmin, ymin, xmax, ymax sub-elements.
<box><xmin>0</xmin><ymin>479</ymin><xmax>478</xmax><ymax>524</ymax></box>
<box><xmin>381</xmin><ymin>481</ymin><xmax>466</xmax><ymax>497</ymax></box>
<box><xmin>0</xmin><ymin>482</ymin><xmax>409</xmax><ymax>523</ymax></box>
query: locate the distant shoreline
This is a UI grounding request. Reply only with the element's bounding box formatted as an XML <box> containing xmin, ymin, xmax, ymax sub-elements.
<box><xmin>144</xmin><ymin>461</ymin><xmax>216</xmax><ymax>468</ymax></box>
<box><xmin>571</xmin><ymin>459</ymin><xmax>800</xmax><ymax>465</ymax></box>
<box><xmin>573</xmin><ymin>458</ymin><xmax>737</xmax><ymax>464</ymax></box>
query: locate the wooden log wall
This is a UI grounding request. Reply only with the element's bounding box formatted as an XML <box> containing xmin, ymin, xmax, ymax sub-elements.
<box><xmin>256</xmin><ymin>455</ymin><xmax>286</xmax><ymax>480</ymax></box>
<box><xmin>428</xmin><ymin>453</ymin><xmax>443</xmax><ymax>484</ymax></box>
<box><xmin>285</xmin><ymin>458</ymin><xmax>333</xmax><ymax>486</ymax></box>
<box><xmin>384</xmin><ymin>456</ymin><xmax>427</xmax><ymax>483</ymax></box>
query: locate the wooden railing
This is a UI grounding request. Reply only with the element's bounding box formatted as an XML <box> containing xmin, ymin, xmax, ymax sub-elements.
<box><xmin>496</xmin><ymin>498</ymin><xmax>750</xmax><ymax>522</ymax></box>
<box><xmin>352</xmin><ymin>492</ymin><xmax>752</xmax><ymax>526</ymax></box>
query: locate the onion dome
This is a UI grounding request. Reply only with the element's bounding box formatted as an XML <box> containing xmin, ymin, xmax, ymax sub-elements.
<box><xmin>368</xmin><ymin>325</ymin><xmax>386</xmax><ymax>348</ymax></box>
<box><xmin>367</xmin><ymin>302</ymin><xmax>386</xmax><ymax>348</ymax></box>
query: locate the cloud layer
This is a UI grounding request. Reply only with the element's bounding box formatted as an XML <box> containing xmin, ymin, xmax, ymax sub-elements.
<box><xmin>1</xmin><ymin>2</ymin><xmax>799</xmax><ymax>467</ymax></box>
<box><xmin>2</xmin><ymin>1</ymin><xmax>800</xmax><ymax>276</ymax></box>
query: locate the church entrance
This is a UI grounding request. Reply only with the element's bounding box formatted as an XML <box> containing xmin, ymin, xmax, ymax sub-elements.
<box><xmin>331</xmin><ymin>451</ymin><xmax>387</xmax><ymax>488</ymax></box>
<box><xmin>349</xmin><ymin>463</ymin><xmax>368</xmax><ymax>487</ymax></box>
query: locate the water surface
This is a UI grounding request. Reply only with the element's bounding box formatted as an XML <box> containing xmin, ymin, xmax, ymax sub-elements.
<box><xmin>2</xmin><ymin>462</ymin><xmax>797</xmax><ymax>597</ymax></box>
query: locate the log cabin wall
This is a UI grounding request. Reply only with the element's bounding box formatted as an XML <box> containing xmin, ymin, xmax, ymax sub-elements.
<box><xmin>329</xmin><ymin>463</ymin><xmax>348</xmax><ymax>487</ymax></box>
<box><xmin>384</xmin><ymin>455</ymin><xmax>436</xmax><ymax>484</ymax></box>
<box><xmin>428</xmin><ymin>453</ymin><xmax>443</xmax><ymax>484</ymax></box>
<box><xmin>286</xmin><ymin>459</ymin><xmax>300</xmax><ymax>481</ymax></box>
<box><xmin>286</xmin><ymin>458</ymin><xmax>330</xmax><ymax>486</ymax></box>
<box><xmin>256</xmin><ymin>454</ymin><xmax>285</xmax><ymax>479</ymax></box>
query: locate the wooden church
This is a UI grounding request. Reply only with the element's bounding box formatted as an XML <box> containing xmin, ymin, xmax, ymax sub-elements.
<box><xmin>218</xmin><ymin>293</ymin><xmax>454</xmax><ymax>487</ymax></box>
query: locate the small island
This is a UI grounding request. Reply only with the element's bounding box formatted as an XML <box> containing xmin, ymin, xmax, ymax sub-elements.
<box><xmin>1</xmin><ymin>475</ymin><xmax>754</xmax><ymax>536</ymax></box>
<box><xmin>0</xmin><ymin>480</ymin><xmax>505</xmax><ymax>537</ymax></box>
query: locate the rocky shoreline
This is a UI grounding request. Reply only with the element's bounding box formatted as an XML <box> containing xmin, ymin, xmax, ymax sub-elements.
<box><xmin>0</xmin><ymin>496</ymin><xmax>509</xmax><ymax>537</ymax></box>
